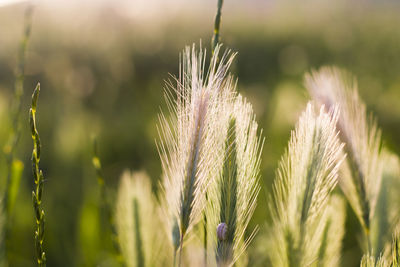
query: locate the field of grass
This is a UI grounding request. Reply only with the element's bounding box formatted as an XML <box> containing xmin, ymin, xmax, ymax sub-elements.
<box><xmin>0</xmin><ymin>1</ymin><xmax>400</xmax><ymax>266</ymax></box>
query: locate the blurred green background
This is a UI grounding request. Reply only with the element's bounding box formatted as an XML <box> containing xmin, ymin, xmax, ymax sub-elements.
<box><xmin>0</xmin><ymin>0</ymin><xmax>400</xmax><ymax>266</ymax></box>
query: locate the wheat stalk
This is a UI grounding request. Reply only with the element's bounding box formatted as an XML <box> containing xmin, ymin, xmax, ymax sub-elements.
<box><xmin>305</xmin><ymin>67</ymin><xmax>384</xmax><ymax>252</ymax></box>
<box><xmin>267</xmin><ymin>103</ymin><xmax>345</xmax><ymax>267</ymax></box>
<box><xmin>157</xmin><ymin>44</ymin><xmax>236</xmax><ymax>264</ymax></box>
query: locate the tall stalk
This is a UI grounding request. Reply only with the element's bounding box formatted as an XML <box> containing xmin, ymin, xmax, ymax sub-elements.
<box><xmin>29</xmin><ymin>83</ymin><xmax>46</xmax><ymax>267</ymax></box>
<box><xmin>212</xmin><ymin>0</ymin><xmax>224</xmax><ymax>53</ymax></box>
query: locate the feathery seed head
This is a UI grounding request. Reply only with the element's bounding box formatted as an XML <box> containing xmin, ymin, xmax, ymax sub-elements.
<box><xmin>206</xmin><ymin>93</ymin><xmax>263</xmax><ymax>266</ymax></box>
<box><xmin>268</xmin><ymin>102</ymin><xmax>345</xmax><ymax>267</ymax></box>
<box><xmin>305</xmin><ymin>67</ymin><xmax>383</xmax><ymax>235</ymax></box>
<box><xmin>158</xmin><ymin>44</ymin><xmax>237</xmax><ymax>249</ymax></box>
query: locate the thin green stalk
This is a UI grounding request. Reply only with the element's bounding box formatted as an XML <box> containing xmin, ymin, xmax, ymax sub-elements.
<box><xmin>211</xmin><ymin>0</ymin><xmax>224</xmax><ymax>53</ymax></box>
<box><xmin>173</xmin><ymin>250</ymin><xmax>177</xmax><ymax>267</ymax></box>
<box><xmin>178</xmin><ymin>236</ymin><xmax>183</xmax><ymax>267</ymax></box>
<box><xmin>29</xmin><ymin>83</ymin><xmax>46</xmax><ymax>267</ymax></box>
<box><xmin>133</xmin><ymin>198</ymin><xmax>144</xmax><ymax>267</ymax></box>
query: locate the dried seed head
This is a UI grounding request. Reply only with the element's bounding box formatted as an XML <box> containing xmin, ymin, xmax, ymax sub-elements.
<box><xmin>217</xmin><ymin>223</ymin><xmax>228</xmax><ymax>241</ymax></box>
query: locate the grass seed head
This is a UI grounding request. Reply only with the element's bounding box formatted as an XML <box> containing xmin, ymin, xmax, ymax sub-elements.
<box><xmin>268</xmin><ymin>103</ymin><xmax>345</xmax><ymax>267</ymax></box>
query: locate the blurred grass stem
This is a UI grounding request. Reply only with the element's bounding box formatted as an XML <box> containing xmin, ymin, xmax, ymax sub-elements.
<box><xmin>1</xmin><ymin>5</ymin><xmax>34</xmax><ymax>265</ymax></box>
<box><xmin>91</xmin><ymin>138</ymin><xmax>123</xmax><ymax>261</ymax></box>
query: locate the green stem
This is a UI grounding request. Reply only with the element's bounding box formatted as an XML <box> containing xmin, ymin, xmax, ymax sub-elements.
<box><xmin>30</xmin><ymin>83</ymin><xmax>46</xmax><ymax>267</ymax></box>
<box><xmin>178</xmin><ymin>235</ymin><xmax>183</xmax><ymax>267</ymax></box>
<box><xmin>203</xmin><ymin>195</ymin><xmax>208</xmax><ymax>266</ymax></box>
<box><xmin>211</xmin><ymin>0</ymin><xmax>224</xmax><ymax>53</ymax></box>
<box><xmin>173</xmin><ymin>249</ymin><xmax>177</xmax><ymax>267</ymax></box>
<box><xmin>133</xmin><ymin>198</ymin><xmax>145</xmax><ymax>267</ymax></box>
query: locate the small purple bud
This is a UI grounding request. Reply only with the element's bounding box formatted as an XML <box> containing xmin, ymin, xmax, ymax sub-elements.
<box><xmin>217</xmin><ymin>222</ymin><xmax>228</xmax><ymax>241</ymax></box>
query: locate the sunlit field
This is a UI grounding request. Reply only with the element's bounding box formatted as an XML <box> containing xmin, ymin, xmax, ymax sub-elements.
<box><xmin>1</xmin><ymin>0</ymin><xmax>400</xmax><ymax>266</ymax></box>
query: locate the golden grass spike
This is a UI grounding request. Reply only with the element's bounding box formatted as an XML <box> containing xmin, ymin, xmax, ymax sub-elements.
<box><xmin>268</xmin><ymin>103</ymin><xmax>345</xmax><ymax>267</ymax></box>
<box><xmin>208</xmin><ymin>93</ymin><xmax>263</xmax><ymax>267</ymax></box>
<box><xmin>157</xmin><ymin>44</ymin><xmax>236</xmax><ymax>261</ymax></box>
<box><xmin>305</xmin><ymin>67</ymin><xmax>384</xmax><ymax>252</ymax></box>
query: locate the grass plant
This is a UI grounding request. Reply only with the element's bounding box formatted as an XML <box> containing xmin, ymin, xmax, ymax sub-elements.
<box><xmin>203</xmin><ymin>91</ymin><xmax>263</xmax><ymax>267</ymax></box>
<box><xmin>1</xmin><ymin>2</ymin><xmax>400</xmax><ymax>266</ymax></box>
<box><xmin>157</xmin><ymin>44</ymin><xmax>236</xmax><ymax>265</ymax></box>
<box><xmin>305</xmin><ymin>67</ymin><xmax>384</xmax><ymax>253</ymax></box>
